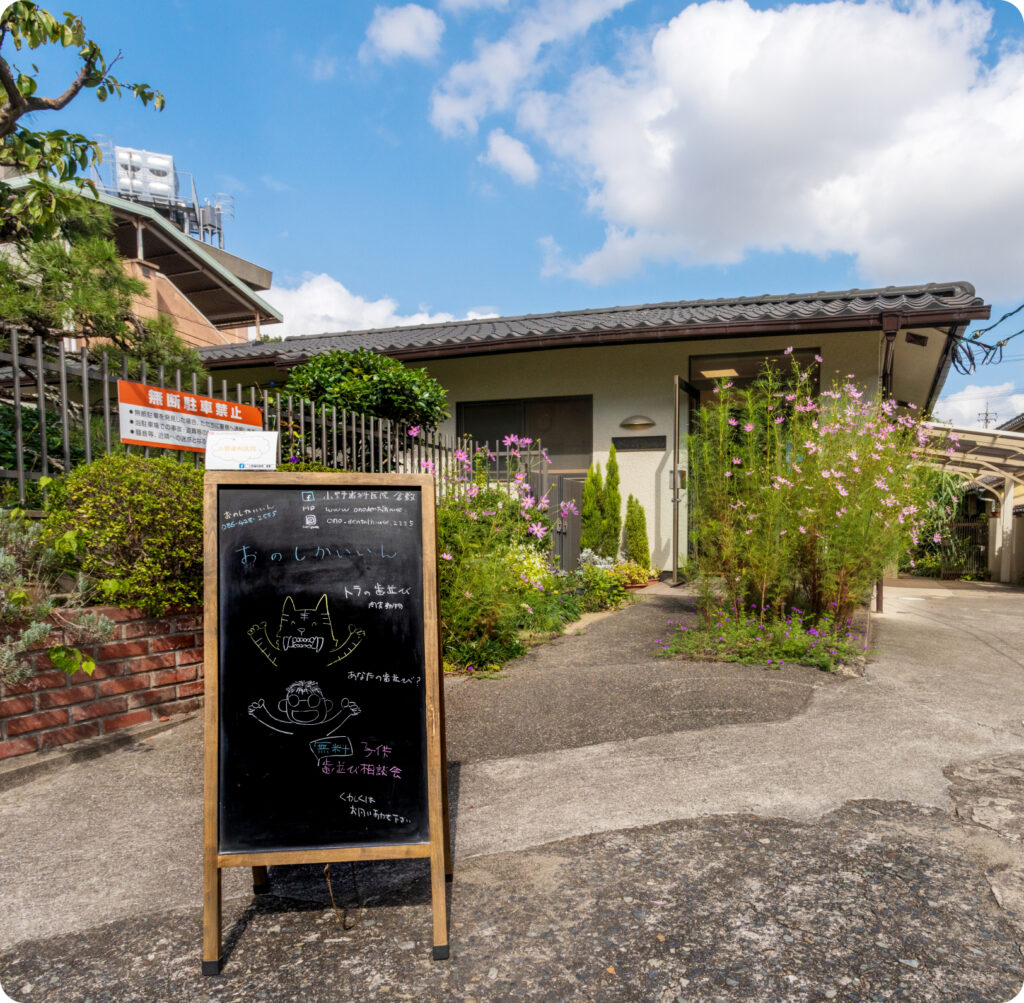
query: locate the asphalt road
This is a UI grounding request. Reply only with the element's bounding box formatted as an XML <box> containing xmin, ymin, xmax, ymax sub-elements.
<box><xmin>3</xmin><ymin>579</ymin><xmax>1024</xmax><ymax>1001</ymax></box>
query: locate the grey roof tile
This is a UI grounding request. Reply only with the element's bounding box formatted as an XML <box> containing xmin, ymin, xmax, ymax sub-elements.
<box><xmin>198</xmin><ymin>280</ymin><xmax>984</xmax><ymax>366</ymax></box>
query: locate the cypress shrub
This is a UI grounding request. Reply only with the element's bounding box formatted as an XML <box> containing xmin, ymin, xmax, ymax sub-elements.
<box><xmin>580</xmin><ymin>463</ymin><xmax>604</xmax><ymax>553</ymax></box>
<box><xmin>600</xmin><ymin>444</ymin><xmax>622</xmax><ymax>559</ymax></box>
<box><xmin>624</xmin><ymin>494</ymin><xmax>650</xmax><ymax>570</ymax></box>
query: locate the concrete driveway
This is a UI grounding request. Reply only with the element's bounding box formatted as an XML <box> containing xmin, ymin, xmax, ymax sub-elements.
<box><xmin>2</xmin><ymin>578</ymin><xmax>1024</xmax><ymax>1001</ymax></box>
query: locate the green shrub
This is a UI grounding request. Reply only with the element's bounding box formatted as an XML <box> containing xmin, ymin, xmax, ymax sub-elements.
<box><xmin>44</xmin><ymin>455</ymin><xmax>204</xmax><ymax>615</ymax></box>
<box><xmin>580</xmin><ymin>463</ymin><xmax>603</xmax><ymax>552</ymax></box>
<box><xmin>600</xmin><ymin>444</ymin><xmax>621</xmax><ymax>559</ymax></box>
<box><xmin>623</xmin><ymin>494</ymin><xmax>650</xmax><ymax>569</ymax></box>
<box><xmin>576</xmin><ymin>564</ymin><xmax>628</xmax><ymax>612</ymax></box>
<box><xmin>611</xmin><ymin>560</ymin><xmax>650</xmax><ymax>586</ymax></box>
<box><xmin>283</xmin><ymin>348</ymin><xmax>448</xmax><ymax>428</ymax></box>
<box><xmin>0</xmin><ymin>506</ymin><xmax>114</xmax><ymax>685</ymax></box>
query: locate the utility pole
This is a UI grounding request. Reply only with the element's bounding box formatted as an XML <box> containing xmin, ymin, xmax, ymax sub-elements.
<box><xmin>978</xmin><ymin>403</ymin><xmax>998</xmax><ymax>428</ymax></box>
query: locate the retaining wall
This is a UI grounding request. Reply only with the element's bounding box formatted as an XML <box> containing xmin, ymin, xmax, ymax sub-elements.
<box><xmin>0</xmin><ymin>607</ymin><xmax>203</xmax><ymax>760</ymax></box>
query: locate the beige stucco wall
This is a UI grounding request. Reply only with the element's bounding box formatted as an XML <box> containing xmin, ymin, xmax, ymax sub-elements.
<box><xmin>125</xmin><ymin>260</ymin><xmax>246</xmax><ymax>349</ymax></box>
<box><xmin>419</xmin><ymin>329</ymin><xmax>883</xmax><ymax>570</ymax></box>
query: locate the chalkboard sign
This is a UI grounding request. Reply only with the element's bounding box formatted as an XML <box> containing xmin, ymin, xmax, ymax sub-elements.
<box><xmin>202</xmin><ymin>472</ymin><xmax>450</xmax><ymax>974</ymax></box>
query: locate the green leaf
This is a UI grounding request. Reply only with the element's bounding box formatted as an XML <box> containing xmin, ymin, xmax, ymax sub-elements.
<box><xmin>48</xmin><ymin>644</ymin><xmax>95</xmax><ymax>677</ymax></box>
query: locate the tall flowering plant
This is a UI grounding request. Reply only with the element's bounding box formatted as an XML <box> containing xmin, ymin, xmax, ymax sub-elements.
<box><xmin>690</xmin><ymin>354</ymin><xmax>949</xmax><ymax>621</ymax></box>
<box><xmin>432</xmin><ymin>434</ymin><xmax>581</xmax><ymax>670</ymax></box>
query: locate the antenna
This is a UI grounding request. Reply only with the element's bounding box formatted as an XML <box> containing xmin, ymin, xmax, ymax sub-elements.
<box><xmin>978</xmin><ymin>402</ymin><xmax>998</xmax><ymax>428</ymax></box>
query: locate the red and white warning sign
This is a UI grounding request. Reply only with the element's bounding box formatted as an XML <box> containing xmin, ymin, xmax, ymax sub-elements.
<box><xmin>117</xmin><ymin>380</ymin><xmax>263</xmax><ymax>453</ymax></box>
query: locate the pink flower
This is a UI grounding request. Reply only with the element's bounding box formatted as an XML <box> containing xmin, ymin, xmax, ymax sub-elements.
<box><xmin>421</xmin><ymin>459</ymin><xmax>436</xmax><ymax>475</ymax></box>
<box><xmin>784</xmin><ymin>346</ymin><xmax>793</xmax><ymax>355</ymax></box>
<box><xmin>728</xmin><ymin>418</ymin><xmax>739</xmax><ymax>426</ymax></box>
<box><xmin>559</xmin><ymin>499</ymin><xmax>579</xmax><ymax>518</ymax></box>
<box><xmin>440</xmin><ymin>553</ymin><xmax>453</xmax><ymax>561</ymax></box>
<box><xmin>744</xmin><ymin>423</ymin><xmax>754</xmax><ymax>433</ymax></box>
<box><xmin>519</xmin><ymin>436</ymin><xmax>533</xmax><ymax>446</ymax></box>
<box><xmin>528</xmin><ymin>522</ymin><xmax>547</xmax><ymax>539</ymax></box>
<box><xmin>503</xmin><ymin>434</ymin><xmax>520</xmax><ymax>447</ymax></box>
<box><xmin>933</xmin><ymin>532</ymin><xmax>942</xmax><ymax>543</ymax></box>
<box><xmin>732</xmin><ymin>457</ymin><xmax>742</xmax><ymax>465</ymax></box>
<box><xmin>408</xmin><ymin>425</ymin><xmax>421</xmax><ymax>438</ymax></box>
<box><xmin>454</xmin><ymin>448</ymin><xmax>468</xmax><ymax>463</ymax></box>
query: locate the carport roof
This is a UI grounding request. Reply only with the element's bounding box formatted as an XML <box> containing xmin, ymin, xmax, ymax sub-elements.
<box><xmin>923</xmin><ymin>423</ymin><xmax>1024</xmax><ymax>489</ymax></box>
<box><xmin>197</xmin><ymin>280</ymin><xmax>988</xmax><ymax>368</ymax></box>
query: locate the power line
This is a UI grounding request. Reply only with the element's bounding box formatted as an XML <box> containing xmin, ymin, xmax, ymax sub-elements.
<box><xmin>951</xmin><ymin>300</ymin><xmax>1024</xmax><ymax>375</ymax></box>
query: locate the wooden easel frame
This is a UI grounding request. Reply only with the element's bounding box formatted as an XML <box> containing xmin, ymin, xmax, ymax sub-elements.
<box><xmin>201</xmin><ymin>471</ymin><xmax>452</xmax><ymax>974</ymax></box>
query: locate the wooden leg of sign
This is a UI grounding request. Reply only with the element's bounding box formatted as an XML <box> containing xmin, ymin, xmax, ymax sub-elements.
<box><xmin>202</xmin><ymin>851</ymin><xmax>222</xmax><ymax>975</ymax></box>
<box><xmin>251</xmin><ymin>865</ymin><xmax>270</xmax><ymax>894</ymax></box>
<box><xmin>429</xmin><ymin>838</ymin><xmax>449</xmax><ymax>961</ymax></box>
<box><xmin>437</xmin><ymin>659</ymin><xmax>453</xmax><ymax>881</ymax></box>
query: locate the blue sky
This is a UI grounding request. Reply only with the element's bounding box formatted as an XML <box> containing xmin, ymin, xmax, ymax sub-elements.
<box><xmin>17</xmin><ymin>0</ymin><xmax>1024</xmax><ymax>427</ymax></box>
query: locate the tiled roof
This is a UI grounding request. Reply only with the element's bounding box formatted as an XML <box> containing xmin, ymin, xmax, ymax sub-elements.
<box><xmin>998</xmin><ymin>411</ymin><xmax>1024</xmax><ymax>432</ymax></box>
<box><xmin>198</xmin><ymin>280</ymin><xmax>985</xmax><ymax>367</ymax></box>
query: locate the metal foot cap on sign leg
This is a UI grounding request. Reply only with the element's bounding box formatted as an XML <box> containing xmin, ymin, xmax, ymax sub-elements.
<box><xmin>253</xmin><ymin>883</ymin><xmax>270</xmax><ymax>895</ymax></box>
<box><xmin>202</xmin><ymin>960</ymin><xmax>221</xmax><ymax>976</ymax></box>
<box><xmin>432</xmin><ymin>945</ymin><xmax>450</xmax><ymax>961</ymax></box>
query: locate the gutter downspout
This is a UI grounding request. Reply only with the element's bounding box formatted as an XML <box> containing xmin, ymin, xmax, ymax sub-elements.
<box><xmin>881</xmin><ymin>313</ymin><xmax>901</xmax><ymax>398</ymax></box>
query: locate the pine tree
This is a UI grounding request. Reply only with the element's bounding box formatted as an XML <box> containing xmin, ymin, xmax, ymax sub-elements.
<box><xmin>580</xmin><ymin>462</ymin><xmax>604</xmax><ymax>552</ymax></box>
<box><xmin>624</xmin><ymin>494</ymin><xmax>651</xmax><ymax>570</ymax></box>
<box><xmin>600</xmin><ymin>443</ymin><xmax>622</xmax><ymax>559</ymax></box>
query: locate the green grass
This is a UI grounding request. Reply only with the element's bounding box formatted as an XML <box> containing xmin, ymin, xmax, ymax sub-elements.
<box><xmin>655</xmin><ymin>603</ymin><xmax>867</xmax><ymax>671</ymax></box>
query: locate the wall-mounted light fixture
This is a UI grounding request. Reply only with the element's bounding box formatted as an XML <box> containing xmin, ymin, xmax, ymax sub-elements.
<box><xmin>620</xmin><ymin>415</ymin><xmax>655</xmax><ymax>430</ymax></box>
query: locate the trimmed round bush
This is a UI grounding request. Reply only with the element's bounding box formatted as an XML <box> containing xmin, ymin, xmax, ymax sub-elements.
<box><xmin>44</xmin><ymin>454</ymin><xmax>204</xmax><ymax>615</ymax></box>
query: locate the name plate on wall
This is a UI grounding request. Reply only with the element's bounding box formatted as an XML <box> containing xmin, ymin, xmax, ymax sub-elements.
<box><xmin>611</xmin><ymin>436</ymin><xmax>667</xmax><ymax>452</ymax></box>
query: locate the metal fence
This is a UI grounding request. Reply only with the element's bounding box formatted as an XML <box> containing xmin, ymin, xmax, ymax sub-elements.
<box><xmin>942</xmin><ymin>520</ymin><xmax>989</xmax><ymax>579</ymax></box>
<box><xmin>0</xmin><ymin>327</ymin><xmax>509</xmax><ymax>508</ymax></box>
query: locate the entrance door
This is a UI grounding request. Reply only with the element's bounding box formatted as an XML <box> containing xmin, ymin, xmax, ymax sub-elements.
<box><xmin>551</xmin><ymin>474</ymin><xmax>585</xmax><ymax>571</ymax></box>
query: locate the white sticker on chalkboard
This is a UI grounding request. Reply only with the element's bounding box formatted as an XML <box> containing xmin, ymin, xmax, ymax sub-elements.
<box><xmin>206</xmin><ymin>430</ymin><xmax>279</xmax><ymax>470</ymax></box>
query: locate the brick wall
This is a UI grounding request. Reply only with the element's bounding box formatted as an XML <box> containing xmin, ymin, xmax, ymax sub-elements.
<box><xmin>0</xmin><ymin>607</ymin><xmax>204</xmax><ymax>761</ymax></box>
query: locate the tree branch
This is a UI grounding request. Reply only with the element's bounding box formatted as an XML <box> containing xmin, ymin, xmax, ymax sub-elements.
<box><xmin>23</xmin><ymin>59</ymin><xmax>93</xmax><ymax>116</ymax></box>
<box><xmin>0</xmin><ymin>55</ymin><xmax>28</xmax><ymax>138</ymax></box>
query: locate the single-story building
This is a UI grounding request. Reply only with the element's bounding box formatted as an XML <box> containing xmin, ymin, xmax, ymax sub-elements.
<box><xmin>198</xmin><ymin>281</ymin><xmax>990</xmax><ymax>573</ymax></box>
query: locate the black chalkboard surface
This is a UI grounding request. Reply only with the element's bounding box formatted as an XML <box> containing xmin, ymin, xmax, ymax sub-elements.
<box><xmin>216</xmin><ymin>481</ymin><xmax>428</xmax><ymax>852</ymax></box>
<box><xmin>202</xmin><ymin>471</ymin><xmax>451</xmax><ymax>973</ymax></box>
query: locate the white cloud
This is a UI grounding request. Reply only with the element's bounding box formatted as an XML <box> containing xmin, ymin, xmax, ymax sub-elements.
<box><xmin>430</xmin><ymin>0</ymin><xmax>634</xmax><ymax>135</ymax></box>
<box><xmin>261</xmin><ymin>175</ymin><xmax>292</xmax><ymax>193</ymax></box>
<box><xmin>261</xmin><ymin>273</ymin><xmax>494</xmax><ymax>338</ymax></box>
<box><xmin>479</xmin><ymin>128</ymin><xmax>539</xmax><ymax>183</ymax></box>
<box><xmin>515</xmin><ymin>0</ymin><xmax>1024</xmax><ymax>297</ymax></box>
<box><xmin>310</xmin><ymin>55</ymin><xmax>338</xmax><ymax>81</ymax></box>
<box><xmin>361</xmin><ymin>4</ymin><xmax>445</xmax><ymax>63</ymax></box>
<box><xmin>538</xmin><ymin>235</ymin><xmax>565</xmax><ymax>276</ymax></box>
<box><xmin>440</xmin><ymin>0</ymin><xmax>509</xmax><ymax>11</ymax></box>
<box><xmin>933</xmin><ymin>381</ymin><xmax>1024</xmax><ymax>428</ymax></box>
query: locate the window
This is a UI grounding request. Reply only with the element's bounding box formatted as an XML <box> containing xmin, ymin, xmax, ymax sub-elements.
<box><xmin>689</xmin><ymin>349</ymin><xmax>820</xmax><ymax>406</ymax></box>
<box><xmin>457</xmin><ymin>395</ymin><xmax>593</xmax><ymax>471</ymax></box>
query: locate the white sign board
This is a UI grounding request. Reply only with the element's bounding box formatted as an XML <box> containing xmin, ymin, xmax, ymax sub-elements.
<box><xmin>205</xmin><ymin>431</ymin><xmax>279</xmax><ymax>470</ymax></box>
